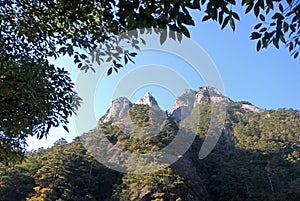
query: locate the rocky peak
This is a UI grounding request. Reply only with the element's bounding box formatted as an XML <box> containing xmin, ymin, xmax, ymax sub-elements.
<box><xmin>171</xmin><ymin>87</ymin><xmax>231</xmax><ymax>121</ymax></box>
<box><xmin>99</xmin><ymin>97</ymin><xmax>132</xmax><ymax>124</ymax></box>
<box><xmin>195</xmin><ymin>86</ymin><xmax>231</xmax><ymax>104</ymax></box>
<box><xmin>136</xmin><ymin>92</ymin><xmax>158</xmax><ymax>107</ymax></box>
<box><xmin>171</xmin><ymin>89</ymin><xmax>197</xmax><ymax>121</ymax></box>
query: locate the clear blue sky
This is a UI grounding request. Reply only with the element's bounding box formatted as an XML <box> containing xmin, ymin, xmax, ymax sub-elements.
<box><xmin>27</xmin><ymin>7</ymin><xmax>300</xmax><ymax>150</ymax></box>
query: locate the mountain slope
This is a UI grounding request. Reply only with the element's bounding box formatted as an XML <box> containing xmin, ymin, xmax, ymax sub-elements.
<box><xmin>1</xmin><ymin>86</ymin><xmax>299</xmax><ymax>201</ymax></box>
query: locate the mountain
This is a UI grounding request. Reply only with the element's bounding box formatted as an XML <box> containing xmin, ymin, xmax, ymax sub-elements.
<box><xmin>99</xmin><ymin>92</ymin><xmax>160</xmax><ymax>124</ymax></box>
<box><xmin>171</xmin><ymin>89</ymin><xmax>197</xmax><ymax>121</ymax></box>
<box><xmin>99</xmin><ymin>97</ymin><xmax>132</xmax><ymax>124</ymax></box>
<box><xmin>136</xmin><ymin>92</ymin><xmax>159</xmax><ymax>107</ymax></box>
<box><xmin>171</xmin><ymin>86</ymin><xmax>234</xmax><ymax>121</ymax></box>
<box><xmin>100</xmin><ymin>86</ymin><xmax>261</xmax><ymax>123</ymax></box>
<box><xmin>194</xmin><ymin>86</ymin><xmax>231</xmax><ymax>104</ymax></box>
<box><xmin>1</xmin><ymin>86</ymin><xmax>300</xmax><ymax>201</ymax></box>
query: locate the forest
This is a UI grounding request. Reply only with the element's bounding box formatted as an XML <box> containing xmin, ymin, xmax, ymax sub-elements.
<box><xmin>0</xmin><ymin>100</ymin><xmax>299</xmax><ymax>201</ymax></box>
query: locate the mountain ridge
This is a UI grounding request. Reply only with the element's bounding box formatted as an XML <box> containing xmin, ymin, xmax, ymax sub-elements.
<box><xmin>99</xmin><ymin>86</ymin><xmax>263</xmax><ymax>124</ymax></box>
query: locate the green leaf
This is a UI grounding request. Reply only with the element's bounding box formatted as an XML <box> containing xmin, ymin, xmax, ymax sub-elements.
<box><xmin>127</xmin><ymin>55</ymin><xmax>135</xmax><ymax>64</ymax></box>
<box><xmin>289</xmin><ymin>42</ymin><xmax>294</xmax><ymax>51</ymax></box>
<box><xmin>202</xmin><ymin>15</ymin><xmax>210</xmax><ymax>22</ymax></box>
<box><xmin>259</xmin><ymin>0</ymin><xmax>265</xmax><ymax>9</ymax></box>
<box><xmin>160</xmin><ymin>30</ymin><xmax>167</xmax><ymax>45</ymax></box>
<box><xmin>254</xmin><ymin>3</ymin><xmax>260</xmax><ymax>17</ymax></box>
<box><xmin>114</xmin><ymin>63</ymin><xmax>123</xmax><ymax>68</ymax></box>
<box><xmin>221</xmin><ymin>16</ymin><xmax>230</xmax><ymax>29</ymax></box>
<box><xmin>250</xmin><ymin>32</ymin><xmax>262</xmax><ymax>40</ymax></box>
<box><xmin>129</xmin><ymin>52</ymin><xmax>137</xmax><ymax>57</ymax></box>
<box><xmin>259</xmin><ymin>27</ymin><xmax>267</xmax><ymax>32</ymax></box>
<box><xmin>285</xmin><ymin>11</ymin><xmax>294</xmax><ymax>17</ymax></box>
<box><xmin>279</xmin><ymin>35</ymin><xmax>286</xmax><ymax>43</ymax></box>
<box><xmin>96</xmin><ymin>53</ymin><xmax>101</xmax><ymax>66</ymax></box>
<box><xmin>180</xmin><ymin>25</ymin><xmax>190</xmax><ymax>37</ymax></box>
<box><xmin>262</xmin><ymin>38</ymin><xmax>268</xmax><ymax>48</ymax></box>
<box><xmin>116</xmin><ymin>46</ymin><xmax>123</xmax><ymax>53</ymax></box>
<box><xmin>279</xmin><ymin>4</ymin><xmax>284</xmax><ymax>12</ymax></box>
<box><xmin>80</xmin><ymin>54</ymin><xmax>87</xmax><ymax>59</ymax></box>
<box><xmin>232</xmin><ymin>12</ymin><xmax>240</xmax><ymax>21</ymax></box>
<box><xmin>294</xmin><ymin>52</ymin><xmax>299</xmax><ymax>59</ymax></box>
<box><xmin>90</xmin><ymin>67</ymin><xmax>95</xmax><ymax>73</ymax></box>
<box><xmin>272</xmin><ymin>12</ymin><xmax>284</xmax><ymax>20</ymax></box>
<box><xmin>290</xmin><ymin>24</ymin><xmax>296</xmax><ymax>32</ymax></box>
<box><xmin>177</xmin><ymin>32</ymin><xmax>183</xmax><ymax>42</ymax></box>
<box><xmin>230</xmin><ymin>18</ymin><xmax>235</xmax><ymax>31</ymax></box>
<box><xmin>107</xmin><ymin>68</ymin><xmax>113</xmax><ymax>76</ymax></box>
<box><xmin>292</xmin><ymin>15</ymin><xmax>298</xmax><ymax>23</ymax></box>
<box><xmin>256</xmin><ymin>40</ymin><xmax>262</xmax><ymax>51</ymax></box>
<box><xmin>169</xmin><ymin>30</ymin><xmax>176</xmax><ymax>40</ymax></box>
<box><xmin>141</xmin><ymin>38</ymin><xmax>146</xmax><ymax>45</ymax></box>
<box><xmin>226</xmin><ymin>0</ymin><xmax>236</xmax><ymax>5</ymax></box>
<box><xmin>259</xmin><ymin>14</ymin><xmax>265</xmax><ymax>21</ymax></box>
<box><xmin>218</xmin><ymin>11</ymin><xmax>224</xmax><ymax>24</ymax></box>
<box><xmin>63</xmin><ymin>125</ymin><xmax>69</xmax><ymax>133</ymax></box>
<box><xmin>266</xmin><ymin>0</ymin><xmax>273</xmax><ymax>9</ymax></box>
<box><xmin>273</xmin><ymin>38</ymin><xmax>279</xmax><ymax>49</ymax></box>
<box><xmin>106</xmin><ymin>57</ymin><xmax>112</xmax><ymax>62</ymax></box>
<box><xmin>245</xmin><ymin>3</ymin><xmax>254</xmax><ymax>14</ymax></box>
<box><xmin>283</xmin><ymin>22</ymin><xmax>289</xmax><ymax>33</ymax></box>
<box><xmin>254</xmin><ymin>23</ymin><xmax>262</xmax><ymax>29</ymax></box>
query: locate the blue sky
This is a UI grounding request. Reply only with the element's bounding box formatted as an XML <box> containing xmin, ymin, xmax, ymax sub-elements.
<box><xmin>26</xmin><ymin>6</ymin><xmax>300</xmax><ymax>150</ymax></box>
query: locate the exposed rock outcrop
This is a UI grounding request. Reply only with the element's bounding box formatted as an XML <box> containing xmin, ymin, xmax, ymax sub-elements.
<box><xmin>171</xmin><ymin>89</ymin><xmax>197</xmax><ymax>121</ymax></box>
<box><xmin>171</xmin><ymin>86</ymin><xmax>231</xmax><ymax>121</ymax></box>
<box><xmin>99</xmin><ymin>87</ymin><xmax>261</xmax><ymax>126</ymax></box>
<box><xmin>195</xmin><ymin>86</ymin><xmax>231</xmax><ymax>105</ymax></box>
<box><xmin>241</xmin><ymin>103</ymin><xmax>263</xmax><ymax>113</ymax></box>
<box><xmin>99</xmin><ymin>97</ymin><xmax>132</xmax><ymax>124</ymax></box>
<box><xmin>136</xmin><ymin>92</ymin><xmax>158</xmax><ymax>107</ymax></box>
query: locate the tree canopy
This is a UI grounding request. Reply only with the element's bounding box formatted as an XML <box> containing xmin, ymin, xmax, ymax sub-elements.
<box><xmin>1</xmin><ymin>0</ymin><xmax>299</xmax><ymax>162</ymax></box>
<box><xmin>0</xmin><ymin>59</ymin><xmax>76</xmax><ymax>163</ymax></box>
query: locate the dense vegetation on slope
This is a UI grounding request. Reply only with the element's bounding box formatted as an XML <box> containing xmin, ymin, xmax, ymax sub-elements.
<box><xmin>0</xmin><ymin>102</ymin><xmax>299</xmax><ymax>201</ymax></box>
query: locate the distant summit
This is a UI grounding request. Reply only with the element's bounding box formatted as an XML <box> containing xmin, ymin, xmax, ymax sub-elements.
<box><xmin>171</xmin><ymin>86</ymin><xmax>232</xmax><ymax>121</ymax></box>
<box><xmin>195</xmin><ymin>86</ymin><xmax>231</xmax><ymax>104</ymax></box>
<box><xmin>99</xmin><ymin>86</ymin><xmax>263</xmax><ymax>124</ymax></box>
<box><xmin>171</xmin><ymin>89</ymin><xmax>197</xmax><ymax>121</ymax></box>
<box><xmin>99</xmin><ymin>97</ymin><xmax>132</xmax><ymax>124</ymax></box>
<box><xmin>99</xmin><ymin>92</ymin><xmax>160</xmax><ymax>124</ymax></box>
<box><xmin>136</xmin><ymin>92</ymin><xmax>159</xmax><ymax>107</ymax></box>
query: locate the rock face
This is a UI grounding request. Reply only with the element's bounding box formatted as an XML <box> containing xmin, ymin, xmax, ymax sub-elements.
<box><xmin>136</xmin><ymin>92</ymin><xmax>158</xmax><ymax>107</ymax></box>
<box><xmin>99</xmin><ymin>97</ymin><xmax>132</xmax><ymax>124</ymax></box>
<box><xmin>99</xmin><ymin>86</ymin><xmax>261</xmax><ymax>124</ymax></box>
<box><xmin>99</xmin><ymin>93</ymin><xmax>159</xmax><ymax>124</ymax></box>
<box><xmin>171</xmin><ymin>89</ymin><xmax>197</xmax><ymax>121</ymax></box>
<box><xmin>241</xmin><ymin>103</ymin><xmax>263</xmax><ymax>113</ymax></box>
<box><xmin>171</xmin><ymin>86</ymin><xmax>231</xmax><ymax>121</ymax></box>
<box><xmin>195</xmin><ymin>86</ymin><xmax>231</xmax><ymax>104</ymax></box>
